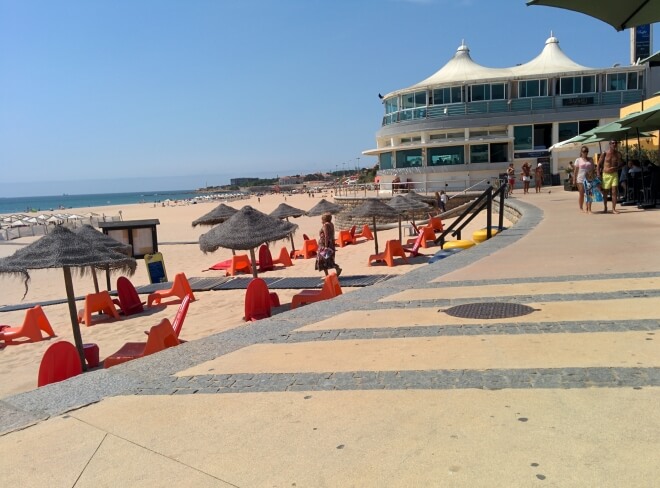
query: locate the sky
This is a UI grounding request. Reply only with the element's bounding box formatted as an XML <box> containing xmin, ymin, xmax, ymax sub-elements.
<box><xmin>1</xmin><ymin>0</ymin><xmax>658</xmax><ymax>197</ymax></box>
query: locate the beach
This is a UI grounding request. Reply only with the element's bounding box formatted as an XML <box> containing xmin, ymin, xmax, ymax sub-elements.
<box><xmin>0</xmin><ymin>191</ymin><xmax>503</xmax><ymax>399</ymax></box>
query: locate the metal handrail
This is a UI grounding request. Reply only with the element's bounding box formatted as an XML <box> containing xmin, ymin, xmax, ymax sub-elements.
<box><xmin>449</xmin><ymin>178</ymin><xmax>490</xmax><ymax>199</ymax></box>
<box><xmin>434</xmin><ymin>183</ymin><xmax>506</xmax><ymax>246</ymax></box>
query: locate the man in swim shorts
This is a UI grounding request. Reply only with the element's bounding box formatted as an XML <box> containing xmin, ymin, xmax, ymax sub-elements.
<box><xmin>598</xmin><ymin>140</ymin><xmax>623</xmax><ymax>213</ymax></box>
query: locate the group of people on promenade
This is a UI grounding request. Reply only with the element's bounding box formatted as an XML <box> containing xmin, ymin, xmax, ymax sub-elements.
<box><xmin>571</xmin><ymin>140</ymin><xmax>655</xmax><ymax>214</ymax></box>
<box><xmin>506</xmin><ymin>161</ymin><xmax>544</xmax><ymax>196</ymax></box>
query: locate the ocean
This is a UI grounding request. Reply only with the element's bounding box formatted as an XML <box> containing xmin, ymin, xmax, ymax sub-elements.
<box><xmin>0</xmin><ymin>190</ymin><xmax>236</xmax><ymax>215</ymax></box>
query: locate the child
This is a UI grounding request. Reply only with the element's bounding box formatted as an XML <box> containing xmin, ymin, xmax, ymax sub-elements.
<box><xmin>584</xmin><ymin>169</ymin><xmax>602</xmax><ymax>214</ymax></box>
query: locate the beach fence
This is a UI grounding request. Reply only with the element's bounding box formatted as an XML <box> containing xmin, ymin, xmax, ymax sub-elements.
<box><xmin>0</xmin><ymin>215</ymin><xmax>121</xmax><ymax>242</ymax></box>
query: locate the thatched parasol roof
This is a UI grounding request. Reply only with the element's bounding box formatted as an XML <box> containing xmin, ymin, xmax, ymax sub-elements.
<box><xmin>199</xmin><ymin>206</ymin><xmax>298</xmax><ymax>253</ymax></box>
<box><xmin>404</xmin><ymin>191</ymin><xmax>428</xmax><ymax>202</ymax></box>
<box><xmin>75</xmin><ymin>224</ymin><xmax>132</xmax><ymax>256</ymax></box>
<box><xmin>0</xmin><ymin>226</ymin><xmax>137</xmax><ymax>289</ymax></box>
<box><xmin>350</xmin><ymin>198</ymin><xmax>402</xmax><ymax>219</ymax></box>
<box><xmin>387</xmin><ymin>195</ymin><xmax>429</xmax><ymax>212</ymax></box>
<box><xmin>269</xmin><ymin>203</ymin><xmax>305</xmax><ymax>220</ymax></box>
<box><xmin>192</xmin><ymin>203</ymin><xmax>238</xmax><ymax>227</ymax></box>
<box><xmin>349</xmin><ymin>199</ymin><xmax>401</xmax><ymax>254</ymax></box>
<box><xmin>306</xmin><ymin>199</ymin><xmax>343</xmax><ymax>217</ymax></box>
<box><xmin>0</xmin><ymin>226</ymin><xmax>138</xmax><ymax>371</ymax></box>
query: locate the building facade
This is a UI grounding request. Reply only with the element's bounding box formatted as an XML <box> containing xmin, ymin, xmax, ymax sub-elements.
<box><xmin>365</xmin><ymin>36</ymin><xmax>652</xmax><ymax>192</ymax></box>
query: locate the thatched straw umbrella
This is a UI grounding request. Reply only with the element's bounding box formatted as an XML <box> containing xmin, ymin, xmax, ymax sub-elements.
<box><xmin>306</xmin><ymin>198</ymin><xmax>343</xmax><ymax>217</ymax></box>
<box><xmin>350</xmin><ymin>198</ymin><xmax>401</xmax><ymax>254</ymax></box>
<box><xmin>192</xmin><ymin>203</ymin><xmax>238</xmax><ymax>227</ymax></box>
<box><xmin>75</xmin><ymin>225</ymin><xmax>133</xmax><ymax>292</ymax></box>
<box><xmin>199</xmin><ymin>206</ymin><xmax>298</xmax><ymax>278</ymax></box>
<box><xmin>387</xmin><ymin>195</ymin><xmax>430</xmax><ymax>242</ymax></box>
<box><xmin>0</xmin><ymin>226</ymin><xmax>137</xmax><ymax>370</ymax></box>
<box><xmin>403</xmin><ymin>192</ymin><xmax>431</xmax><ymax>225</ymax></box>
<box><xmin>269</xmin><ymin>203</ymin><xmax>305</xmax><ymax>253</ymax></box>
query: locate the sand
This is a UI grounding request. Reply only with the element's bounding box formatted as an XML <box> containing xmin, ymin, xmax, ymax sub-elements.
<box><xmin>0</xmin><ymin>191</ymin><xmax>503</xmax><ymax>398</ymax></box>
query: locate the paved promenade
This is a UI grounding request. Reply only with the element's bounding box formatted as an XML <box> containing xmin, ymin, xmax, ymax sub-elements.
<box><xmin>2</xmin><ymin>190</ymin><xmax>659</xmax><ymax>487</ymax></box>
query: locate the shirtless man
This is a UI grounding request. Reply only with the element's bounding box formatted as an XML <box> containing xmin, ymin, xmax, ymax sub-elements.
<box><xmin>598</xmin><ymin>140</ymin><xmax>623</xmax><ymax>213</ymax></box>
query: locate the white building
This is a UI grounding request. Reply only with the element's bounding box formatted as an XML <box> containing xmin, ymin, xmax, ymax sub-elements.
<box><xmin>365</xmin><ymin>36</ymin><xmax>654</xmax><ymax>192</ymax></box>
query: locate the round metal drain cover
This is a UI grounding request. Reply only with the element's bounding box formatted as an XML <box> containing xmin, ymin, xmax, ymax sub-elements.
<box><xmin>442</xmin><ymin>302</ymin><xmax>535</xmax><ymax>319</ymax></box>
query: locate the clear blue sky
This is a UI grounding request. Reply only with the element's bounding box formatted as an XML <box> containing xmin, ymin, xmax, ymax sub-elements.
<box><xmin>1</xmin><ymin>0</ymin><xmax>657</xmax><ymax>197</ymax></box>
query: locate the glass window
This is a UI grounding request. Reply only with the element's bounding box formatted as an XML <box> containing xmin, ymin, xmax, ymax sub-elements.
<box><xmin>582</xmin><ymin>76</ymin><xmax>595</xmax><ymax>93</ymax></box>
<box><xmin>401</xmin><ymin>93</ymin><xmax>415</xmax><ymax>109</ymax></box>
<box><xmin>491</xmin><ymin>83</ymin><xmax>506</xmax><ymax>100</ymax></box>
<box><xmin>446</xmin><ymin>132</ymin><xmax>464</xmax><ymax>140</ymax></box>
<box><xmin>579</xmin><ymin>119</ymin><xmax>598</xmax><ymax>133</ymax></box>
<box><xmin>558</xmin><ymin>122</ymin><xmax>578</xmax><ymax>141</ymax></box>
<box><xmin>451</xmin><ymin>86</ymin><xmax>462</xmax><ymax>103</ymax></box>
<box><xmin>560</xmin><ymin>77</ymin><xmax>575</xmax><ymax>95</ymax></box>
<box><xmin>414</xmin><ymin>91</ymin><xmax>427</xmax><ymax>106</ymax></box>
<box><xmin>514</xmin><ymin>125</ymin><xmax>533</xmax><ymax>150</ymax></box>
<box><xmin>470</xmin><ymin>144</ymin><xmax>489</xmax><ymax>163</ymax></box>
<box><xmin>428</xmin><ymin>146</ymin><xmax>465</xmax><ymax>166</ymax></box>
<box><xmin>396</xmin><ymin>149</ymin><xmax>422</xmax><ymax>168</ymax></box>
<box><xmin>519</xmin><ymin>80</ymin><xmax>548</xmax><ymax>98</ymax></box>
<box><xmin>385</xmin><ymin>98</ymin><xmax>398</xmax><ymax>114</ymax></box>
<box><xmin>490</xmin><ymin>143</ymin><xmax>508</xmax><ymax>163</ymax></box>
<box><xmin>429</xmin><ymin>133</ymin><xmax>446</xmax><ymax>140</ymax></box>
<box><xmin>627</xmin><ymin>72</ymin><xmax>638</xmax><ymax>89</ymax></box>
<box><xmin>607</xmin><ymin>73</ymin><xmax>627</xmax><ymax>91</ymax></box>
<box><xmin>471</xmin><ymin>84</ymin><xmax>488</xmax><ymax>101</ymax></box>
<box><xmin>379</xmin><ymin>152</ymin><xmax>393</xmax><ymax>170</ymax></box>
<box><xmin>470</xmin><ymin>130</ymin><xmax>489</xmax><ymax>138</ymax></box>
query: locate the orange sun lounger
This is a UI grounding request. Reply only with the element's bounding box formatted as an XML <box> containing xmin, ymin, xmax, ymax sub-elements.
<box><xmin>272</xmin><ymin>246</ymin><xmax>293</xmax><ymax>267</ymax></box>
<box><xmin>104</xmin><ymin>318</ymin><xmax>180</xmax><ymax>368</ymax></box>
<box><xmin>147</xmin><ymin>272</ymin><xmax>196</xmax><ymax>306</ymax></box>
<box><xmin>291</xmin><ymin>273</ymin><xmax>342</xmax><ymax>309</ymax></box>
<box><xmin>77</xmin><ymin>290</ymin><xmax>121</xmax><ymax>326</ymax></box>
<box><xmin>225</xmin><ymin>255</ymin><xmax>252</xmax><ymax>277</ymax></box>
<box><xmin>368</xmin><ymin>239</ymin><xmax>409</xmax><ymax>267</ymax></box>
<box><xmin>354</xmin><ymin>224</ymin><xmax>374</xmax><ymax>242</ymax></box>
<box><xmin>293</xmin><ymin>238</ymin><xmax>318</xmax><ymax>259</ymax></box>
<box><xmin>335</xmin><ymin>229</ymin><xmax>355</xmax><ymax>247</ymax></box>
<box><xmin>0</xmin><ymin>305</ymin><xmax>56</xmax><ymax>345</ymax></box>
<box><xmin>406</xmin><ymin>226</ymin><xmax>436</xmax><ymax>249</ymax></box>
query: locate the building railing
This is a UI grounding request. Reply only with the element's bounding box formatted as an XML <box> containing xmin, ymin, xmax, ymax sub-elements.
<box><xmin>382</xmin><ymin>90</ymin><xmax>644</xmax><ymax>126</ymax></box>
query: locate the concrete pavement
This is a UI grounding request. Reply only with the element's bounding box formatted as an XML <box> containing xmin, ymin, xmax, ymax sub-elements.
<box><xmin>1</xmin><ymin>190</ymin><xmax>659</xmax><ymax>487</ymax></box>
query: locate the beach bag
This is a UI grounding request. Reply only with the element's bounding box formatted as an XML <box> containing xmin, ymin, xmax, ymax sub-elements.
<box><xmin>319</xmin><ymin>248</ymin><xmax>334</xmax><ymax>260</ymax></box>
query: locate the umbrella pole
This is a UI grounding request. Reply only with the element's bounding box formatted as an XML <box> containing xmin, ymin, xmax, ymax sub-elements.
<box><xmin>63</xmin><ymin>266</ymin><xmax>88</xmax><ymax>372</ymax></box>
<box><xmin>373</xmin><ymin>216</ymin><xmax>379</xmax><ymax>254</ymax></box>
<box><xmin>398</xmin><ymin>215</ymin><xmax>402</xmax><ymax>243</ymax></box>
<box><xmin>289</xmin><ymin>233</ymin><xmax>296</xmax><ymax>253</ymax></box>
<box><xmin>249</xmin><ymin>248</ymin><xmax>258</xmax><ymax>278</ymax></box>
<box><xmin>91</xmin><ymin>267</ymin><xmax>100</xmax><ymax>294</ymax></box>
<box><xmin>105</xmin><ymin>265</ymin><xmax>111</xmax><ymax>291</ymax></box>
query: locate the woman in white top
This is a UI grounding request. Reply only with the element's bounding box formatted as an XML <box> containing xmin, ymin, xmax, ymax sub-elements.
<box><xmin>574</xmin><ymin>145</ymin><xmax>594</xmax><ymax>212</ymax></box>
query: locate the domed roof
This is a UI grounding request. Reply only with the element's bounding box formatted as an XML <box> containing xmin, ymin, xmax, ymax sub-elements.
<box><xmin>512</xmin><ymin>35</ymin><xmax>590</xmax><ymax>76</ymax></box>
<box><xmin>384</xmin><ymin>36</ymin><xmax>595</xmax><ymax>98</ymax></box>
<box><xmin>411</xmin><ymin>42</ymin><xmax>513</xmax><ymax>88</ymax></box>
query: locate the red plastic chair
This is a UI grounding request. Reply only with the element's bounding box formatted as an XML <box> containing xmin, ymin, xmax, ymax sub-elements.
<box><xmin>172</xmin><ymin>294</ymin><xmax>191</xmax><ymax>338</ymax></box>
<box><xmin>272</xmin><ymin>246</ymin><xmax>293</xmax><ymax>267</ymax></box>
<box><xmin>115</xmin><ymin>276</ymin><xmax>144</xmax><ymax>316</ymax></box>
<box><xmin>105</xmin><ymin>318</ymin><xmax>180</xmax><ymax>368</ymax></box>
<box><xmin>291</xmin><ymin>274</ymin><xmax>342</xmax><ymax>309</ymax></box>
<box><xmin>258</xmin><ymin>244</ymin><xmax>274</xmax><ymax>272</ymax></box>
<box><xmin>1</xmin><ymin>305</ymin><xmax>56</xmax><ymax>345</ymax></box>
<box><xmin>147</xmin><ymin>272</ymin><xmax>196</xmax><ymax>306</ymax></box>
<box><xmin>38</xmin><ymin>341</ymin><xmax>82</xmax><ymax>387</ymax></box>
<box><xmin>293</xmin><ymin>238</ymin><xmax>318</xmax><ymax>259</ymax></box>
<box><xmin>354</xmin><ymin>224</ymin><xmax>374</xmax><ymax>242</ymax></box>
<box><xmin>244</xmin><ymin>278</ymin><xmax>277</xmax><ymax>321</ymax></box>
<box><xmin>78</xmin><ymin>290</ymin><xmax>121</xmax><ymax>326</ymax></box>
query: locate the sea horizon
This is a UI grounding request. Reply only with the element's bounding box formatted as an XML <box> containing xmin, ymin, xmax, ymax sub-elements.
<box><xmin>0</xmin><ymin>189</ymin><xmax>240</xmax><ymax>216</ymax></box>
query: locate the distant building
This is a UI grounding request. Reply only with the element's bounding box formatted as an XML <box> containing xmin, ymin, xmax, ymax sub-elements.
<box><xmin>230</xmin><ymin>178</ymin><xmax>259</xmax><ymax>187</ymax></box>
<box><xmin>278</xmin><ymin>176</ymin><xmax>301</xmax><ymax>185</ymax></box>
<box><xmin>365</xmin><ymin>35</ymin><xmax>656</xmax><ymax>192</ymax></box>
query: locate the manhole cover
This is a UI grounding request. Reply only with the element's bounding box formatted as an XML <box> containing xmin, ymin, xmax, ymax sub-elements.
<box><xmin>442</xmin><ymin>302</ymin><xmax>536</xmax><ymax>319</ymax></box>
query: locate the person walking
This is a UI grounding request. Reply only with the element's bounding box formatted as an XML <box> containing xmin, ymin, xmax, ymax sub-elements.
<box><xmin>598</xmin><ymin>140</ymin><xmax>623</xmax><ymax>213</ymax></box>
<box><xmin>506</xmin><ymin>163</ymin><xmax>516</xmax><ymax>196</ymax></box>
<box><xmin>521</xmin><ymin>162</ymin><xmax>532</xmax><ymax>194</ymax></box>
<box><xmin>316</xmin><ymin>213</ymin><xmax>341</xmax><ymax>276</ymax></box>
<box><xmin>535</xmin><ymin>163</ymin><xmax>544</xmax><ymax>193</ymax></box>
<box><xmin>574</xmin><ymin>146</ymin><xmax>594</xmax><ymax>212</ymax></box>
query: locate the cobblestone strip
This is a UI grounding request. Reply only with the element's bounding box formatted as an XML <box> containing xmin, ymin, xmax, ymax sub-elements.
<box><xmin>133</xmin><ymin>367</ymin><xmax>660</xmax><ymax>395</ymax></box>
<box><xmin>421</xmin><ymin>271</ymin><xmax>660</xmax><ymax>288</ymax></box>
<box><xmin>265</xmin><ymin>320</ymin><xmax>660</xmax><ymax>343</ymax></box>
